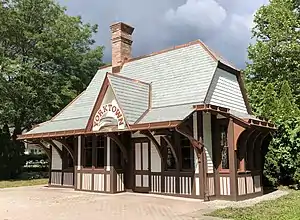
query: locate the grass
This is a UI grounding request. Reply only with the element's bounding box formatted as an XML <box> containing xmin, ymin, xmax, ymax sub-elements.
<box><xmin>0</xmin><ymin>178</ymin><xmax>48</xmax><ymax>189</ymax></box>
<box><xmin>208</xmin><ymin>189</ymin><xmax>300</xmax><ymax>220</ymax></box>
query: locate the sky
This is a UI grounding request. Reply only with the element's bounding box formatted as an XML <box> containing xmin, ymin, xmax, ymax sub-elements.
<box><xmin>58</xmin><ymin>0</ymin><xmax>269</xmax><ymax>69</ymax></box>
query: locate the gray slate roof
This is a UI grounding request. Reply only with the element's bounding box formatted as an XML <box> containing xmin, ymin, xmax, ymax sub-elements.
<box><xmin>120</xmin><ymin>43</ymin><xmax>217</xmax><ymax>108</ymax></box>
<box><xmin>108</xmin><ymin>74</ymin><xmax>150</xmax><ymax>124</ymax></box>
<box><xmin>25</xmin><ymin>40</ymin><xmax>254</xmax><ymax>135</ymax></box>
<box><xmin>139</xmin><ymin>103</ymin><xmax>199</xmax><ymax>124</ymax></box>
<box><xmin>27</xmin><ymin>67</ymin><xmax>111</xmax><ymax>134</ymax></box>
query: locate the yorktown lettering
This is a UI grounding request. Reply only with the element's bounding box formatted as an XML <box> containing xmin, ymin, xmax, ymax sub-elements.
<box><xmin>94</xmin><ymin>103</ymin><xmax>124</xmax><ymax>126</ymax></box>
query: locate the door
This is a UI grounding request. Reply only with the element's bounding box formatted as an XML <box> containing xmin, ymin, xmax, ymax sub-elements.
<box><xmin>133</xmin><ymin>138</ymin><xmax>150</xmax><ymax>192</ymax></box>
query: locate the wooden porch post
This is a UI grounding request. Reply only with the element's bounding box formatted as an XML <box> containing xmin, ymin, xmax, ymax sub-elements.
<box><xmin>228</xmin><ymin>119</ymin><xmax>238</xmax><ymax>201</ymax></box>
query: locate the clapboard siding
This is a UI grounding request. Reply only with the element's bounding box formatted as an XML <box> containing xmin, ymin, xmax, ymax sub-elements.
<box><xmin>202</xmin><ymin>112</ymin><xmax>214</xmax><ymax>173</ymax></box>
<box><xmin>51</xmin><ymin>145</ymin><xmax>62</xmax><ymax>170</ymax></box>
<box><xmin>206</xmin><ymin>68</ymin><xmax>248</xmax><ymax>113</ymax></box>
<box><xmin>150</xmin><ymin>136</ymin><xmax>162</xmax><ymax>172</ymax></box>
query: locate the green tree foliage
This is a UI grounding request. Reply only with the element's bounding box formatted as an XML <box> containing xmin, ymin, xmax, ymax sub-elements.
<box><xmin>0</xmin><ymin>0</ymin><xmax>104</xmax><ymax>136</ymax></box>
<box><xmin>246</xmin><ymin>0</ymin><xmax>300</xmax><ymax>187</ymax></box>
<box><xmin>257</xmin><ymin>81</ymin><xmax>300</xmax><ymax>186</ymax></box>
<box><xmin>246</xmin><ymin>0</ymin><xmax>300</xmax><ymax>110</ymax></box>
<box><xmin>0</xmin><ymin>124</ymin><xmax>24</xmax><ymax>180</ymax></box>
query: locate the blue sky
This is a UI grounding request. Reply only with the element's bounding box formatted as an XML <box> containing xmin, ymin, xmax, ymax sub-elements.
<box><xmin>58</xmin><ymin>0</ymin><xmax>269</xmax><ymax>69</ymax></box>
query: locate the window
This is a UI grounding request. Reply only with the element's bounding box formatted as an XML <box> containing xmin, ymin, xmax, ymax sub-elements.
<box><xmin>166</xmin><ymin>147</ymin><xmax>176</xmax><ymax>170</ymax></box>
<box><xmin>181</xmin><ymin>135</ymin><xmax>193</xmax><ymax>170</ymax></box>
<box><xmin>162</xmin><ymin>137</ymin><xmax>176</xmax><ymax>170</ymax></box>
<box><xmin>62</xmin><ymin>148</ymin><xmax>73</xmax><ymax>169</ymax></box>
<box><xmin>95</xmin><ymin>136</ymin><xmax>105</xmax><ymax>168</ymax></box>
<box><xmin>220</xmin><ymin>125</ymin><xmax>229</xmax><ymax>170</ymax></box>
<box><xmin>83</xmin><ymin>136</ymin><xmax>93</xmax><ymax>167</ymax></box>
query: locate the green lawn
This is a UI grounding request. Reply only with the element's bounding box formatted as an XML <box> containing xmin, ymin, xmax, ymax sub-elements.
<box><xmin>208</xmin><ymin>190</ymin><xmax>300</xmax><ymax>220</ymax></box>
<box><xmin>0</xmin><ymin>178</ymin><xmax>48</xmax><ymax>189</ymax></box>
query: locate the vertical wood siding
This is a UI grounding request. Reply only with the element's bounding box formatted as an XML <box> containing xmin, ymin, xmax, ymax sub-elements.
<box><xmin>63</xmin><ymin>172</ymin><xmax>73</xmax><ymax>186</ymax></box>
<box><xmin>208</xmin><ymin>176</ymin><xmax>215</xmax><ymax>196</ymax></box>
<box><xmin>135</xmin><ymin>143</ymin><xmax>141</xmax><ymax>170</ymax></box>
<box><xmin>220</xmin><ymin>176</ymin><xmax>230</xmax><ymax>195</ymax></box>
<box><xmin>202</xmin><ymin>112</ymin><xmax>214</xmax><ymax>173</ymax></box>
<box><xmin>195</xmin><ymin>177</ymin><xmax>200</xmax><ymax>196</ymax></box>
<box><xmin>142</xmin><ymin>143</ymin><xmax>149</xmax><ymax>171</ymax></box>
<box><xmin>116</xmin><ymin>173</ymin><xmax>125</xmax><ymax>192</ymax></box>
<box><xmin>51</xmin><ymin>172</ymin><xmax>62</xmax><ymax>185</ymax></box>
<box><xmin>206</xmin><ymin>68</ymin><xmax>248</xmax><ymax>113</ymax></box>
<box><xmin>106</xmin><ymin>174</ymin><xmax>110</xmax><ymax>192</ymax></box>
<box><xmin>82</xmin><ymin>173</ymin><xmax>92</xmax><ymax>191</ymax></box>
<box><xmin>164</xmin><ymin>176</ymin><xmax>176</xmax><ymax>194</ymax></box>
<box><xmin>135</xmin><ymin>175</ymin><xmax>142</xmax><ymax>187</ymax></box>
<box><xmin>151</xmin><ymin>175</ymin><xmax>161</xmax><ymax>193</ymax></box>
<box><xmin>77</xmin><ymin>173</ymin><xmax>81</xmax><ymax>189</ymax></box>
<box><xmin>254</xmin><ymin>175</ymin><xmax>262</xmax><ymax>192</ymax></box>
<box><xmin>246</xmin><ymin>176</ymin><xmax>254</xmax><ymax>194</ymax></box>
<box><xmin>179</xmin><ymin>176</ymin><xmax>192</xmax><ymax>195</ymax></box>
<box><xmin>94</xmin><ymin>174</ymin><xmax>105</xmax><ymax>192</ymax></box>
<box><xmin>238</xmin><ymin>177</ymin><xmax>246</xmax><ymax>195</ymax></box>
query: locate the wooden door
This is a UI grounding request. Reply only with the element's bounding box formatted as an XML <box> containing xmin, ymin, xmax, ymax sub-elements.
<box><xmin>133</xmin><ymin>138</ymin><xmax>150</xmax><ymax>192</ymax></box>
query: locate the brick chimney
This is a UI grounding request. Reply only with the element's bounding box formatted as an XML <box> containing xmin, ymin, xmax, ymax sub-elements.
<box><xmin>110</xmin><ymin>22</ymin><xmax>135</xmax><ymax>73</ymax></box>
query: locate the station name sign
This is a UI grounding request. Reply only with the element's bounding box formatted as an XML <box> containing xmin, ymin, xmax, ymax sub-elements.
<box><xmin>92</xmin><ymin>99</ymin><xmax>125</xmax><ymax>131</ymax></box>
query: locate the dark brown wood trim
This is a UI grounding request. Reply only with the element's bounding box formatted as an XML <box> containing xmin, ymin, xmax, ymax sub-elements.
<box><xmin>47</xmin><ymin>140</ymin><xmax>63</xmax><ymax>159</ymax></box>
<box><xmin>55</xmin><ymin>138</ymin><xmax>75</xmax><ymax>163</ymax></box>
<box><xmin>107</xmin><ymin>133</ymin><xmax>128</xmax><ymax>162</ymax></box>
<box><xmin>86</xmin><ymin>75</ymin><xmax>110</xmax><ymax>131</ymax></box>
<box><xmin>228</xmin><ymin>118</ymin><xmax>238</xmax><ymax>201</ymax></box>
<box><xmin>140</xmin><ymin>130</ymin><xmax>163</xmax><ymax>159</ymax></box>
<box><xmin>36</xmin><ymin>141</ymin><xmax>51</xmax><ymax>159</ymax></box>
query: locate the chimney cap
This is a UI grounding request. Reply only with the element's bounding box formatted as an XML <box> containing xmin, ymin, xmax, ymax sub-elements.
<box><xmin>110</xmin><ymin>22</ymin><xmax>134</xmax><ymax>35</ymax></box>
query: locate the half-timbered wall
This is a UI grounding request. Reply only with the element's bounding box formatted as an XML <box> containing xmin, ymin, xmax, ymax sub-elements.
<box><xmin>75</xmin><ymin>136</ymin><xmax>111</xmax><ymax>193</ymax></box>
<box><xmin>50</xmin><ymin>140</ymin><xmax>74</xmax><ymax>187</ymax></box>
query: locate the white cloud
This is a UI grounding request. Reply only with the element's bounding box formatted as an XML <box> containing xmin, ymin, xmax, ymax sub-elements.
<box><xmin>58</xmin><ymin>0</ymin><xmax>269</xmax><ymax>68</ymax></box>
<box><xmin>165</xmin><ymin>0</ymin><xmax>227</xmax><ymax>31</ymax></box>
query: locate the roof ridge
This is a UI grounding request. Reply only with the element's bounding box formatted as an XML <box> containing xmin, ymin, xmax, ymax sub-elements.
<box><xmin>98</xmin><ymin>39</ymin><xmax>238</xmax><ymax>71</ymax></box>
<box><xmin>107</xmin><ymin>72</ymin><xmax>150</xmax><ymax>86</ymax></box>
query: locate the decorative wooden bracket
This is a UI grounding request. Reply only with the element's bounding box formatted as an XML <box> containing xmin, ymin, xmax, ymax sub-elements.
<box><xmin>140</xmin><ymin>130</ymin><xmax>163</xmax><ymax>159</ymax></box>
<box><xmin>46</xmin><ymin>140</ymin><xmax>63</xmax><ymax>159</ymax></box>
<box><xmin>34</xmin><ymin>140</ymin><xmax>51</xmax><ymax>159</ymax></box>
<box><xmin>55</xmin><ymin>138</ymin><xmax>75</xmax><ymax>163</ymax></box>
<box><xmin>107</xmin><ymin>133</ymin><xmax>128</xmax><ymax>162</ymax></box>
<box><xmin>162</xmin><ymin>135</ymin><xmax>179</xmax><ymax>167</ymax></box>
<box><xmin>175</xmin><ymin>122</ymin><xmax>209</xmax><ymax>201</ymax></box>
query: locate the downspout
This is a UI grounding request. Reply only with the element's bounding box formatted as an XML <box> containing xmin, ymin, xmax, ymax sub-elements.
<box><xmin>175</xmin><ymin>126</ymin><xmax>210</xmax><ymax>201</ymax></box>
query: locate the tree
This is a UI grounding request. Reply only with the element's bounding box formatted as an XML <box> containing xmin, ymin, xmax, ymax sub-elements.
<box><xmin>246</xmin><ymin>0</ymin><xmax>300</xmax><ymax>110</ymax></box>
<box><xmin>0</xmin><ymin>0</ymin><xmax>104</xmax><ymax>137</ymax></box>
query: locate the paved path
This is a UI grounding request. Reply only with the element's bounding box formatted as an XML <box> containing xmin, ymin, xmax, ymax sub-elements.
<box><xmin>0</xmin><ymin>186</ymin><xmax>221</xmax><ymax>220</ymax></box>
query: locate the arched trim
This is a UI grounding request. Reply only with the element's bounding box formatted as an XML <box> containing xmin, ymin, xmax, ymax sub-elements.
<box><xmin>140</xmin><ymin>130</ymin><xmax>163</xmax><ymax>159</ymax></box>
<box><xmin>107</xmin><ymin>133</ymin><xmax>128</xmax><ymax>162</ymax></box>
<box><xmin>45</xmin><ymin>140</ymin><xmax>63</xmax><ymax>159</ymax></box>
<box><xmin>55</xmin><ymin>139</ymin><xmax>75</xmax><ymax>163</ymax></box>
